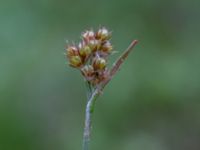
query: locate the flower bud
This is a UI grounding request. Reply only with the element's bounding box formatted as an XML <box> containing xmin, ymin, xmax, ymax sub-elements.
<box><xmin>93</xmin><ymin>57</ymin><xmax>106</xmax><ymax>70</ymax></box>
<box><xmin>66</xmin><ymin>46</ymin><xmax>79</xmax><ymax>57</ymax></box>
<box><xmin>88</xmin><ymin>40</ymin><xmax>101</xmax><ymax>51</ymax></box>
<box><xmin>101</xmin><ymin>41</ymin><xmax>113</xmax><ymax>53</ymax></box>
<box><xmin>69</xmin><ymin>56</ymin><xmax>82</xmax><ymax>67</ymax></box>
<box><xmin>82</xmin><ymin>30</ymin><xmax>95</xmax><ymax>41</ymax></box>
<box><xmin>81</xmin><ymin>65</ymin><xmax>94</xmax><ymax>80</ymax></box>
<box><xmin>96</xmin><ymin>27</ymin><xmax>111</xmax><ymax>41</ymax></box>
<box><xmin>79</xmin><ymin>45</ymin><xmax>92</xmax><ymax>57</ymax></box>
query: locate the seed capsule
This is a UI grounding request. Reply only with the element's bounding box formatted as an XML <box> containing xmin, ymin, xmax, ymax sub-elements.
<box><xmin>96</xmin><ymin>27</ymin><xmax>111</xmax><ymax>41</ymax></box>
<box><xmin>69</xmin><ymin>56</ymin><xmax>82</xmax><ymax>68</ymax></box>
<box><xmin>81</xmin><ymin>65</ymin><xmax>94</xmax><ymax>80</ymax></box>
<box><xmin>88</xmin><ymin>40</ymin><xmax>101</xmax><ymax>51</ymax></box>
<box><xmin>93</xmin><ymin>57</ymin><xmax>106</xmax><ymax>70</ymax></box>
<box><xmin>101</xmin><ymin>41</ymin><xmax>113</xmax><ymax>53</ymax></box>
<box><xmin>79</xmin><ymin>45</ymin><xmax>92</xmax><ymax>57</ymax></box>
<box><xmin>66</xmin><ymin>46</ymin><xmax>79</xmax><ymax>57</ymax></box>
<box><xmin>82</xmin><ymin>30</ymin><xmax>95</xmax><ymax>42</ymax></box>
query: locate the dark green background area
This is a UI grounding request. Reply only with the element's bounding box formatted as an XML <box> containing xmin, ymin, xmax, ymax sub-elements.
<box><xmin>0</xmin><ymin>0</ymin><xmax>200</xmax><ymax>150</ymax></box>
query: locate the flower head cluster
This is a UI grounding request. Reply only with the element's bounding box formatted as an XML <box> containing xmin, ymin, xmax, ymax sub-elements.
<box><xmin>66</xmin><ymin>27</ymin><xmax>113</xmax><ymax>86</ymax></box>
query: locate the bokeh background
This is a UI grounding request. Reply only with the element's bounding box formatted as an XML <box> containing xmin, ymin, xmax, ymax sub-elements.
<box><xmin>0</xmin><ymin>0</ymin><xmax>200</xmax><ymax>150</ymax></box>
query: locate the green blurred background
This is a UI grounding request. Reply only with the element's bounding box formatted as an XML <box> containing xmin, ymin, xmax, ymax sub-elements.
<box><xmin>0</xmin><ymin>0</ymin><xmax>200</xmax><ymax>150</ymax></box>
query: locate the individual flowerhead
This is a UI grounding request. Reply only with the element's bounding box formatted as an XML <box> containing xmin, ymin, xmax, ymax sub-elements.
<box><xmin>96</xmin><ymin>27</ymin><xmax>111</xmax><ymax>41</ymax></box>
<box><xmin>81</xmin><ymin>65</ymin><xmax>95</xmax><ymax>81</ymax></box>
<box><xmin>66</xmin><ymin>46</ymin><xmax>82</xmax><ymax>68</ymax></box>
<box><xmin>82</xmin><ymin>30</ymin><xmax>95</xmax><ymax>42</ymax></box>
<box><xmin>101</xmin><ymin>41</ymin><xmax>113</xmax><ymax>53</ymax></box>
<box><xmin>66</xmin><ymin>46</ymin><xmax>79</xmax><ymax>58</ymax></box>
<box><xmin>69</xmin><ymin>55</ymin><xmax>82</xmax><ymax>68</ymax></box>
<box><xmin>79</xmin><ymin>43</ymin><xmax>92</xmax><ymax>57</ymax></box>
<box><xmin>92</xmin><ymin>57</ymin><xmax>106</xmax><ymax>70</ymax></box>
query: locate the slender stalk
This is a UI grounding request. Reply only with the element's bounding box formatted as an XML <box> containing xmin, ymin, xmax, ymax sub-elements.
<box><xmin>85</xmin><ymin>81</ymin><xmax>92</xmax><ymax>100</ymax></box>
<box><xmin>82</xmin><ymin>89</ymin><xmax>99</xmax><ymax>150</ymax></box>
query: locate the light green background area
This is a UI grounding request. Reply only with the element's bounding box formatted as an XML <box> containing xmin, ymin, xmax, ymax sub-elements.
<box><xmin>0</xmin><ymin>0</ymin><xmax>200</xmax><ymax>150</ymax></box>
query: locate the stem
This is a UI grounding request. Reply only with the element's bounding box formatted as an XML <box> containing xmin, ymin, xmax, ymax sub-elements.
<box><xmin>85</xmin><ymin>81</ymin><xmax>92</xmax><ymax>100</ymax></box>
<box><xmin>82</xmin><ymin>89</ymin><xmax>100</xmax><ymax>150</ymax></box>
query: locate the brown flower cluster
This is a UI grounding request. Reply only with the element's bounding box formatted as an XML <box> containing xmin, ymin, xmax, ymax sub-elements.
<box><xmin>66</xmin><ymin>28</ymin><xmax>113</xmax><ymax>86</ymax></box>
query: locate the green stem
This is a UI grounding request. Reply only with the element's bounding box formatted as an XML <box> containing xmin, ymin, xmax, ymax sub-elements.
<box><xmin>82</xmin><ymin>89</ymin><xmax>99</xmax><ymax>150</ymax></box>
<box><xmin>85</xmin><ymin>81</ymin><xmax>92</xmax><ymax>100</ymax></box>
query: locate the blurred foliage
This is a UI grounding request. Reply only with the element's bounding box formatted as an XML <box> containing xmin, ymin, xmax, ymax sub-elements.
<box><xmin>0</xmin><ymin>0</ymin><xmax>200</xmax><ymax>150</ymax></box>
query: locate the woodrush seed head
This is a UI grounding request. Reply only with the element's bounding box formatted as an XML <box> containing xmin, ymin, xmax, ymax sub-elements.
<box><xmin>66</xmin><ymin>27</ymin><xmax>113</xmax><ymax>86</ymax></box>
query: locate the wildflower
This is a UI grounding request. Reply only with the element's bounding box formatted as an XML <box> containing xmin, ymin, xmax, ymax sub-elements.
<box><xmin>66</xmin><ymin>27</ymin><xmax>138</xmax><ymax>88</ymax></box>
<box><xmin>65</xmin><ymin>27</ymin><xmax>138</xmax><ymax>150</ymax></box>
